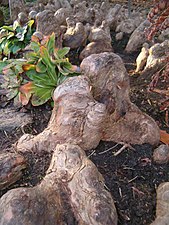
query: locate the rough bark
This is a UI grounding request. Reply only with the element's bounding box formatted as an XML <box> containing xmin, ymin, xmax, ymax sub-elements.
<box><xmin>0</xmin><ymin>144</ymin><xmax>117</xmax><ymax>225</ymax></box>
<box><xmin>0</xmin><ymin>152</ymin><xmax>26</xmax><ymax>190</ymax></box>
<box><xmin>81</xmin><ymin>52</ymin><xmax>160</xmax><ymax>145</ymax></box>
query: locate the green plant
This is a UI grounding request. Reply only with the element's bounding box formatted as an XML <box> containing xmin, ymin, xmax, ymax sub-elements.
<box><xmin>0</xmin><ymin>33</ymin><xmax>80</xmax><ymax>106</ymax></box>
<box><xmin>0</xmin><ymin>58</ymin><xmax>26</xmax><ymax>100</ymax></box>
<box><xmin>0</xmin><ymin>19</ymin><xmax>35</xmax><ymax>59</ymax></box>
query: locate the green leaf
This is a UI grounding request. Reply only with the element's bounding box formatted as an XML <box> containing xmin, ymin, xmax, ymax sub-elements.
<box><xmin>6</xmin><ymin>88</ymin><xmax>18</xmax><ymax>100</ymax></box>
<box><xmin>40</xmin><ymin>46</ymin><xmax>56</xmax><ymax>82</ymax></box>
<box><xmin>3</xmin><ymin>42</ymin><xmax>10</xmax><ymax>56</ymax></box>
<box><xmin>0</xmin><ymin>61</ymin><xmax>8</xmax><ymax>73</ymax></box>
<box><xmin>46</xmin><ymin>32</ymin><xmax>55</xmax><ymax>55</ymax></box>
<box><xmin>12</xmin><ymin>45</ymin><xmax>21</xmax><ymax>54</ymax></box>
<box><xmin>1</xmin><ymin>25</ymin><xmax>14</xmax><ymax>32</ymax></box>
<box><xmin>7</xmin><ymin>32</ymin><xmax>15</xmax><ymax>39</ymax></box>
<box><xmin>30</xmin><ymin>41</ymin><xmax>40</xmax><ymax>52</ymax></box>
<box><xmin>31</xmin><ymin>87</ymin><xmax>54</xmax><ymax>106</ymax></box>
<box><xmin>13</xmin><ymin>21</ymin><xmax>19</xmax><ymax>30</ymax></box>
<box><xmin>36</xmin><ymin>59</ymin><xmax>47</xmax><ymax>73</ymax></box>
<box><xmin>54</xmin><ymin>47</ymin><xmax>70</xmax><ymax>59</ymax></box>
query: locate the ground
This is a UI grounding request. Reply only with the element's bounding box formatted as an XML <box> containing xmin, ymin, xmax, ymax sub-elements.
<box><xmin>0</xmin><ymin>33</ymin><xmax>169</xmax><ymax>225</ymax></box>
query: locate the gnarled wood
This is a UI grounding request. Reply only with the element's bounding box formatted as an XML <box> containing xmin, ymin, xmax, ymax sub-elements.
<box><xmin>0</xmin><ymin>144</ymin><xmax>117</xmax><ymax>225</ymax></box>
<box><xmin>0</xmin><ymin>52</ymin><xmax>160</xmax><ymax>225</ymax></box>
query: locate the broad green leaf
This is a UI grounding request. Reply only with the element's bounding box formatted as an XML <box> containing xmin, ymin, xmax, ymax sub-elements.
<box><xmin>40</xmin><ymin>46</ymin><xmax>56</xmax><ymax>82</ymax></box>
<box><xmin>12</xmin><ymin>45</ymin><xmax>21</xmax><ymax>54</ymax></box>
<box><xmin>0</xmin><ymin>61</ymin><xmax>8</xmax><ymax>73</ymax></box>
<box><xmin>46</xmin><ymin>32</ymin><xmax>55</xmax><ymax>55</ymax></box>
<box><xmin>31</xmin><ymin>87</ymin><xmax>53</xmax><ymax>106</ymax></box>
<box><xmin>13</xmin><ymin>21</ymin><xmax>19</xmax><ymax>30</ymax></box>
<box><xmin>30</xmin><ymin>41</ymin><xmax>40</xmax><ymax>52</ymax></box>
<box><xmin>36</xmin><ymin>59</ymin><xmax>47</xmax><ymax>73</ymax></box>
<box><xmin>3</xmin><ymin>42</ymin><xmax>10</xmax><ymax>56</ymax></box>
<box><xmin>7</xmin><ymin>32</ymin><xmax>15</xmax><ymax>39</ymax></box>
<box><xmin>6</xmin><ymin>88</ymin><xmax>18</xmax><ymax>100</ymax></box>
<box><xmin>54</xmin><ymin>47</ymin><xmax>70</xmax><ymax>59</ymax></box>
<box><xmin>1</xmin><ymin>25</ymin><xmax>14</xmax><ymax>32</ymax></box>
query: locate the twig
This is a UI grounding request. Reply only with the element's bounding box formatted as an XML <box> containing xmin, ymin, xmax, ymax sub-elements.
<box><xmin>98</xmin><ymin>143</ymin><xmax>119</xmax><ymax>155</ymax></box>
<box><xmin>113</xmin><ymin>143</ymin><xmax>135</xmax><ymax>156</ymax></box>
<box><xmin>128</xmin><ymin>176</ymin><xmax>138</xmax><ymax>183</ymax></box>
<box><xmin>132</xmin><ymin>186</ymin><xmax>144</xmax><ymax>198</ymax></box>
<box><xmin>87</xmin><ymin>150</ymin><xmax>96</xmax><ymax>158</ymax></box>
<box><xmin>119</xmin><ymin>187</ymin><xmax>123</xmax><ymax>198</ymax></box>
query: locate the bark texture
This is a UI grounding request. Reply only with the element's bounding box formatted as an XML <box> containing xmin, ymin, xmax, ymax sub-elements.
<box><xmin>0</xmin><ymin>144</ymin><xmax>117</xmax><ymax>225</ymax></box>
<box><xmin>0</xmin><ymin>52</ymin><xmax>160</xmax><ymax>225</ymax></box>
<box><xmin>0</xmin><ymin>152</ymin><xmax>26</xmax><ymax>190</ymax></box>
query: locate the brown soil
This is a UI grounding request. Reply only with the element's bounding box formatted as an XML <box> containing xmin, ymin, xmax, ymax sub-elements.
<box><xmin>0</xmin><ymin>33</ymin><xmax>169</xmax><ymax>225</ymax></box>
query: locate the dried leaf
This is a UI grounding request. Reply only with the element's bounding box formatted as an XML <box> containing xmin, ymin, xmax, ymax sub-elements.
<box><xmin>160</xmin><ymin>130</ymin><xmax>169</xmax><ymax>144</ymax></box>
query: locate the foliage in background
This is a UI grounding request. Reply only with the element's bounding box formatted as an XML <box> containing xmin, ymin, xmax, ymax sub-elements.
<box><xmin>146</xmin><ymin>0</ymin><xmax>169</xmax><ymax>40</ymax></box>
<box><xmin>0</xmin><ymin>33</ymin><xmax>80</xmax><ymax>106</ymax></box>
<box><xmin>0</xmin><ymin>19</ymin><xmax>35</xmax><ymax>59</ymax></box>
<box><xmin>0</xmin><ymin>6</ymin><xmax>10</xmax><ymax>24</ymax></box>
<box><xmin>146</xmin><ymin>0</ymin><xmax>169</xmax><ymax>122</ymax></box>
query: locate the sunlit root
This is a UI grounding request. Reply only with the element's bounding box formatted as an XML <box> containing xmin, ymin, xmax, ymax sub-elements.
<box><xmin>81</xmin><ymin>52</ymin><xmax>160</xmax><ymax>146</ymax></box>
<box><xmin>16</xmin><ymin>75</ymin><xmax>107</xmax><ymax>154</ymax></box>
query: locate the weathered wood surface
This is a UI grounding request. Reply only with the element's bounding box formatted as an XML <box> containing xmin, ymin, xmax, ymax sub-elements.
<box><xmin>0</xmin><ymin>52</ymin><xmax>160</xmax><ymax>225</ymax></box>
<box><xmin>0</xmin><ymin>144</ymin><xmax>118</xmax><ymax>225</ymax></box>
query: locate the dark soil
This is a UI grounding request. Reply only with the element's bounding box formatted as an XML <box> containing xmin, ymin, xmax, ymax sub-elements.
<box><xmin>0</xmin><ymin>34</ymin><xmax>169</xmax><ymax>225</ymax></box>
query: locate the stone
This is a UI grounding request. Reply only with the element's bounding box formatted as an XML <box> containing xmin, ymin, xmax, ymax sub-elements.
<box><xmin>45</xmin><ymin>0</ymin><xmax>61</xmax><ymax>11</ymax></box>
<box><xmin>116</xmin><ymin>19</ymin><xmax>136</xmax><ymax>34</ymax></box>
<box><xmin>0</xmin><ymin>152</ymin><xmax>26</xmax><ymax>190</ymax></box>
<box><xmin>144</xmin><ymin>40</ymin><xmax>169</xmax><ymax>71</ymax></box>
<box><xmin>0</xmin><ymin>108</ymin><xmax>32</xmax><ymax>132</ymax></box>
<box><xmin>135</xmin><ymin>43</ymin><xmax>149</xmax><ymax>73</ymax></box>
<box><xmin>151</xmin><ymin>182</ymin><xmax>169</xmax><ymax>225</ymax></box>
<box><xmin>153</xmin><ymin>144</ymin><xmax>169</xmax><ymax>164</ymax></box>
<box><xmin>125</xmin><ymin>20</ymin><xmax>151</xmax><ymax>53</ymax></box>
<box><xmin>36</xmin><ymin>10</ymin><xmax>59</xmax><ymax>36</ymax></box>
<box><xmin>17</xmin><ymin>12</ymin><xmax>29</xmax><ymax>26</ymax></box>
<box><xmin>115</xmin><ymin>32</ymin><xmax>123</xmax><ymax>41</ymax></box>
<box><xmin>105</xmin><ymin>4</ymin><xmax>122</xmax><ymax>29</ymax></box>
<box><xmin>9</xmin><ymin>0</ymin><xmax>26</xmax><ymax>22</ymax></box>
<box><xmin>54</xmin><ymin>7</ymin><xmax>72</xmax><ymax>26</ymax></box>
<box><xmin>63</xmin><ymin>19</ymin><xmax>88</xmax><ymax>49</ymax></box>
<box><xmin>80</xmin><ymin>21</ymin><xmax>113</xmax><ymax>60</ymax></box>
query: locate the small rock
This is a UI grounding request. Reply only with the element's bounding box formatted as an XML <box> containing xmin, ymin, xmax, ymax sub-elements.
<box><xmin>125</xmin><ymin>20</ymin><xmax>150</xmax><ymax>53</ymax></box>
<box><xmin>116</xmin><ymin>19</ymin><xmax>136</xmax><ymax>34</ymax></box>
<box><xmin>36</xmin><ymin>10</ymin><xmax>59</xmax><ymax>36</ymax></box>
<box><xmin>153</xmin><ymin>144</ymin><xmax>169</xmax><ymax>164</ymax></box>
<box><xmin>144</xmin><ymin>40</ymin><xmax>169</xmax><ymax>71</ymax></box>
<box><xmin>135</xmin><ymin>43</ymin><xmax>149</xmax><ymax>73</ymax></box>
<box><xmin>0</xmin><ymin>152</ymin><xmax>26</xmax><ymax>190</ymax></box>
<box><xmin>115</xmin><ymin>32</ymin><xmax>123</xmax><ymax>41</ymax></box>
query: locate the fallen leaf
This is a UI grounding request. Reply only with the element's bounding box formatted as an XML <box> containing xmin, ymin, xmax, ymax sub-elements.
<box><xmin>160</xmin><ymin>130</ymin><xmax>169</xmax><ymax>144</ymax></box>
